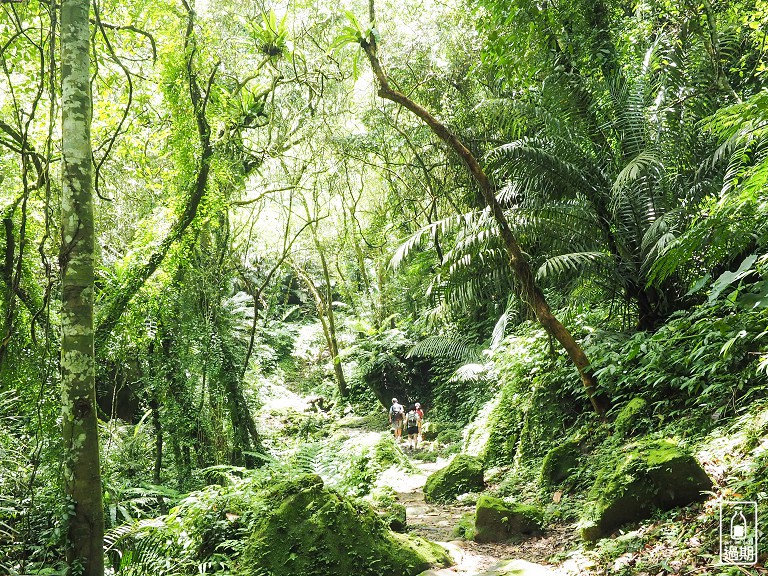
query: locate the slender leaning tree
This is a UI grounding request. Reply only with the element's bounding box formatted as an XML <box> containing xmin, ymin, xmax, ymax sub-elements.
<box><xmin>350</xmin><ymin>8</ymin><xmax>609</xmax><ymax>417</ymax></box>
<box><xmin>60</xmin><ymin>0</ymin><xmax>104</xmax><ymax>573</ymax></box>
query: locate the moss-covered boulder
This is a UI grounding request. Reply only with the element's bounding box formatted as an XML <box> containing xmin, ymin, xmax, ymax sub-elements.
<box><xmin>424</xmin><ymin>454</ymin><xmax>484</xmax><ymax>503</ymax></box>
<box><xmin>579</xmin><ymin>439</ymin><xmax>712</xmax><ymax>541</ymax></box>
<box><xmin>452</xmin><ymin>512</ymin><xmax>476</xmax><ymax>540</ymax></box>
<box><xmin>368</xmin><ymin>486</ymin><xmax>408</xmax><ymax>532</ymax></box>
<box><xmin>379</xmin><ymin>501</ymin><xmax>407</xmax><ymax>532</ymax></box>
<box><xmin>391</xmin><ymin>502</ymin><xmax>408</xmax><ymax>532</ymax></box>
<box><xmin>474</xmin><ymin>495</ymin><xmax>544</xmax><ymax>543</ymax></box>
<box><xmin>243</xmin><ymin>474</ymin><xmax>450</xmax><ymax>575</ymax></box>
<box><xmin>540</xmin><ymin>439</ymin><xmax>580</xmax><ymax>488</ymax></box>
<box><xmin>612</xmin><ymin>398</ymin><xmax>648</xmax><ymax>438</ymax></box>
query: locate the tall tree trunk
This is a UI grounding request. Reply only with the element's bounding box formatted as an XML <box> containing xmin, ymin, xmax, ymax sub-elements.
<box><xmin>293</xmin><ymin>264</ymin><xmax>349</xmax><ymax>397</ymax></box>
<box><xmin>360</xmin><ymin>33</ymin><xmax>608</xmax><ymax>418</ymax></box>
<box><xmin>315</xmin><ymin>245</ymin><xmax>348</xmax><ymax>398</ymax></box>
<box><xmin>60</xmin><ymin>0</ymin><xmax>104</xmax><ymax>573</ymax></box>
<box><xmin>0</xmin><ymin>217</ymin><xmax>16</xmax><ymax>369</ymax></box>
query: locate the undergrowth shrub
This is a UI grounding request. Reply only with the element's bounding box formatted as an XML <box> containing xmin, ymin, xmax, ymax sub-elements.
<box><xmin>290</xmin><ymin>432</ymin><xmax>412</xmax><ymax>497</ymax></box>
<box><xmin>0</xmin><ymin>391</ymin><xmax>69</xmax><ymax>574</ymax></box>
<box><xmin>430</xmin><ymin>355</ymin><xmax>493</xmax><ymax>425</ymax></box>
<box><xmin>585</xmin><ymin>303</ymin><xmax>768</xmax><ymax>421</ymax></box>
<box><xmin>106</xmin><ymin>465</ymin><xmax>279</xmax><ymax>575</ymax></box>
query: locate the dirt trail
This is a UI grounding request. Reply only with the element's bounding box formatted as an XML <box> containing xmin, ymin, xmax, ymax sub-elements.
<box><xmin>390</xmin><ymin>449</ymin><xmax>578</xmax><ymax>576</ymax></box>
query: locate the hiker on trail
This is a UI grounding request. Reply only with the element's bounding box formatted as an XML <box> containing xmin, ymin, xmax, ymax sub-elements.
<box><xmin>405</xmin><ymin>405</ymin><xmax>421</xmax><ymax>450</ymax></box>
<box><xmin>414</xmin><ymin>402</ymin><xmax>424</xmax><ymax>441</ymax></box>
<box><xmin>389</xmin><ymin>398</ymin><xmax>405</xmax><ymax>442</ymax></box>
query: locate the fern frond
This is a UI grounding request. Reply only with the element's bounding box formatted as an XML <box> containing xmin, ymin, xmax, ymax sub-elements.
<box><xmin>611</xmin><ymin>150</ymin><xmax>663</xmax><ymax>199</ymax></box>
<box><xmin>448</xmin><ymin>362</ymin><xmax>494</xmax><ymax>384</ymax></box>
<box><xmin>536</xmin><ymin>252</ymin><xmax>612</xmax><ymax>282</ymax></box>
<box><xmin>406</xmin><ymin>336</ymin><xmax>482</xmax><ymax>363</ymax></box>
<box><xmin>390</xmin><ymin>210</ymin><xmax>484</xmax><ymax>269</ymax></box>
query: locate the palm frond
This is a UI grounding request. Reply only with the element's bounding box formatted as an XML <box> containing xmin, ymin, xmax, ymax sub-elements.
<box><xmin>488</xmin><ymin>139</ymin><xmax>604</xmax><ymax>201</ymax></box>
<box><xmin>390</xmin><ymin>210</ymin><xmax>485</xmax><ymax>269</ymax></box>
<box><xmin>611</xmin><ymin>149</ymin><xmax>664</xmax><ymax>199</ymax></box>
<box><xmin>448</xmin><ymin>362</ymin><xmax>494</xmax><ymax>384</ymax></box>
<box><xmin>490</xmin><ymin>304</ymin><xmax>512</xmax><ymax>350</ymax></box>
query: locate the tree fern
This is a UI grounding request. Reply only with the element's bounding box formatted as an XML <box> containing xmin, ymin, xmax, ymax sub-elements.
<box><xmin>652</xmin><ymin>91</ymin><xmax>768</xmax><ymax>285</ymax></box>
<box><xmin>482</xmin><ymin>42</ymin><xmax>719</xmax><ymax>327</ymax></box>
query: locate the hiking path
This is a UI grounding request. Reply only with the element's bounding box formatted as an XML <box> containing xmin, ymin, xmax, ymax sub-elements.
<box><xmin>387</xmin><ymin>443</ymin><xmax>583</xmax><ymax>576</ymax></box>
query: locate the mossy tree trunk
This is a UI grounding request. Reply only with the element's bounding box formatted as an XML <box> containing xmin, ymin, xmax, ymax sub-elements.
<box><xmin>221</xmin><ymin>339</ymin><xmax>263</xmax><ymax>467</ymax></box>
<box><xmin>60</xmin><ymin>0</ymin><xmax>104</xmax><ymax>573</ymax></box>
<box><xmin>360</xmin><ymin>32</ymin><xmax>608</xmax><ymax>418</ymax></box>
<box><xmin>93</xmin><ymin>0</ymin><xmax>215</xmax><ymax>349</ymax></box>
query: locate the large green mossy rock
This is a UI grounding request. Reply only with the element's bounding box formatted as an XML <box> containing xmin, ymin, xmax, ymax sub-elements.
<box><xmin>474</xmin><ymin>495</ymin><xmax>544</xmax><ymax>543</ymax></box>
<box><xmin>368</xmin><ymin>486</ymin><xmax>407</xmax><ymax>532</ymax></box>
<box><xmin>424</xmin><ymin>454</ymin><xmax>484</xmax><ymax>503</ymax></box>
<box><xmin>540</xmin><ymin>439</ymin><xmax>580</xmax><ymax>488</ymax></box>
<box><xmin>579</xmin><ymin>439</ymin><xmax>712</xmax><ymax>541</ymax></box>
<box><xmin>613</xmin><ymin>398</ymin><xmax>648</xmax><ymax>438</ymax></box>
<box><xmin>380</xmin><ymin>501</ymin><xmax>408</xmax><ymax>532</ymax></box>
<box><xmin>243</xmin><ymin>475</ymin><xmax>450</xmax><ymax>575</ymax></box>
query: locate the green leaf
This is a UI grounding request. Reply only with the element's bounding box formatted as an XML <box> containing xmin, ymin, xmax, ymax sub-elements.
<box><xmin>686</xmin><ymin>274</ymin><xmax>711</xmax><ymax>296</ymax></box>
<box><xmin>709</xmin><ymin>254</ymin><xmax>758</xmax><ymax>303</ymax></box>
<box><xmin>344</xmin><ymin>10</ymin><xmax>362</xmax><ymax>32</ymax></box>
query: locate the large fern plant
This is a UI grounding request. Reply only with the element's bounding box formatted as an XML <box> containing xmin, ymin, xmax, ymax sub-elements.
<box><xmin>488</xmin><ymin>42</ymin><xmax>726</xmax><ymax>329</ymax></box>
<box><xmin>651</xmin><ymin>90</ymin><xmax>768</xmax><ymax>287</ymax></box>
<box><xmin>395</xmin><ymin>39</ymin><xmax>721</xmax><ymax>330</ymax></box>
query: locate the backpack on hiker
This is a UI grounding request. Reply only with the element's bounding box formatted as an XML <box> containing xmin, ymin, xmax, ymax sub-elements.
<box><xmin>406</xmin><ymin>410</ymin><xmax>418</xmax><ymax>428</ymax></box>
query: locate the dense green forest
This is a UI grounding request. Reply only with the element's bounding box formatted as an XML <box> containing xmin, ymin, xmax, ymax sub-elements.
<box><xmin>2</xmin><ymin>0</ymin><xmax>768</xmax><ymax>574</ymax></box>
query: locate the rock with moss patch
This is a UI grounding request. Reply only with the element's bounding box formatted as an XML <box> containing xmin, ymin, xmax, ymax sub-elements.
<box><xmin>579</xmin><ymin>439</ymin><xmax>712</xmax><ymax>541</ymax></box>
<box><xmin>474</xmin><ymin>495</ymin><xmax>544</xmax><ymax>543</ymax></box>
<box><xmin>424</xmin><ymin>454</ymin><xmax>484</xmax><ymax>503</ymax></box>
<box><xmin>613</xmin><ymin>398</ymin><xmax>648</xmax><ymax>438</ymax></box>
<box><xmin>243</xmin><ymin>474</ymin><xmax>450</xmax><ymax>575</ymax></box>
<box><xmin>368</xmin><ymin>487</ymin><xmax>408</xmax><ymax>532</ymax></box>
<box><xmin>380</xmin><ymin>501</ymin><xmax>408</xmax><ymax>532</ymax></box>
<box><xmin>452</xmin><ymin>511</ymin><xmax>476</xmax><ymax>540</ymax></box>
<box><xmin>540</xmin><ymin>439</ymin><xmax>580</xmax><ymax>488</ymax></box>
